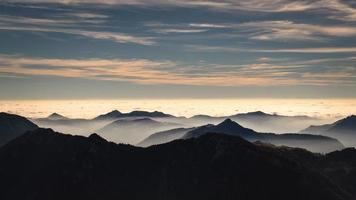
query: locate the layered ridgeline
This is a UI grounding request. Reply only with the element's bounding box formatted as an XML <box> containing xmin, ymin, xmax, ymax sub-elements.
<box><xmin>32</xmin><ymin>110</ymin><xmax>175</xmax><ymax>137</ymax></box>
<box><xmin>33</xmin><ymin>110</ymin><xmax>324</xmax><ymax>138</ymax></box>
<box><xmin>0</xmin><ymin>112</ymin><xmax>38</xmax><ymax>146</ymax></box>
<box><xmin>0</xmin><ymin>128</ymin><xmax>354</xmax><ymax>200</ymax></box>
<box><xmin>32</xmin><ymin>113</ymin><xmax>104</xmax><ymax>136</ymax></box>
<box><xmin>301</xmin><ymin>115</ymin><xmax>356</xmax><ymax>147</ymax></box>
<box><xmin>190</xmin><ymin>111</ymin><xmax>323</xmax><ymax>133</ymax></box>
<box><xmin>1</xmin><ymin>111</ymin><xmax>346</xmax><ymax>152</ymax></box>
<box><xmin>96</xmin><ymin>118</ymin><xmax>181</xmax><ymax>144</ymax></box>
<box><xmin>140</xmin><ymin>119</ymin><xmax>343</xmax><ymax>153</ymax></box>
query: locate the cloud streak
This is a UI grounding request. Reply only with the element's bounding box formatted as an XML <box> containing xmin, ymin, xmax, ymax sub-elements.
<box><xmin>0</xmin><ymin>54</ymin><xmax>354</xmax><ymax>87</ymax></box>
<box><xmin>4</xmin><ymin>0</ymin><xmax>356</xmax><ymax>21</ymax></box>
<box><xmin>188</xmin><ymin>45</ymin><xmax>356</xmax><ymax>53</ymax></box>
<box><xmin>0</xmin><ymin>13</ymin><xmax>155</xmax><ymax>45</ymax></box>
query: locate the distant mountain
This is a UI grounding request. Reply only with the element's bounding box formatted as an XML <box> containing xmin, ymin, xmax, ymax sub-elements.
<box><xmin>0</xmin><ymin>128</ymin><xmax>351</xmax><ymax>200</ymax></box>
<box><xmin>300</xmin><ymin>124</ymin><xmax>332</xmax><ymax>134</ymax></box>
<box><xmin>32</xmin><ymin>116</ymin><xmax>104</xmax><ymax>136</ymax></box>
<box><xmin>187</xmin><ymin>111</ymin><xmax>321</xmax><ymax>133</ymax></box>
<box><xmin>230</xmin><ymin>111</ymin><xmax>320</xmax><ymax>133</ymax></box>
<box><xmin>124</xmin><ymin>111</ymin><xmax>173</xmax><ymax>118</ymax></box>
<box><xmin>45</xmin><ymin>113</ymin><xmax>68</xmax><ymax>120</ymax></box>
<box><xmin>183</xmin><ymin>119</ymin><xmax>258</xmax><ymax>139</ymax></box>
<box><xmin>301</xmin><ymin>115</ymin><xmax>356</xmax><ymax>146</ymax></box>
<box><xmin>94</xmin><ymin>110</ymin><xmax>173</xmax><ymax>121</ymax></box>
<box><xmin>326</xmin><ymin>115</ymin><xmax>356</xmax><ymax>134</ymax></box>
<box><xmin>93</xmin><ymin>110</ymin><xmax>123</xmax><ymax>121</ymax></box>
<box><xmin>0</xmin><ymin>112</ymin><xmax>38</xmax><ymax>146</ymax></box>
<box><xmin>97</xmin><ymin>118</ymin><xmax>181</xmax><ymax>144</ymax></box>
<box><xmin>138</xmin><ymin>127</ymin><xmax>195</xmax><ymax>147</ymax></box>
<box><xmin>179</xmin><ymin>119</ymin><xmax>343</xmax><ymax>153</ymax></box>
<box><xmin>232</xmin><ymin>111</ymin><xmax>311</xmax><ymax>120</ymax></box>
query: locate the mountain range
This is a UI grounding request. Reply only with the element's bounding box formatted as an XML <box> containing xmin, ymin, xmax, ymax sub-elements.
<box><xmin>0</xmin><ymin>128</ymin><xmax>354</xmax><ymax>200</ymax></box>
<box><xmin>140</xmin><ymin>119</ymin><xmax>343</xmax><ymax>153</ymax></box>
<box><xmin>301</xmin><ymin>115</ymin><xmax>356</xmax><ymax>146</ymax></box>
<box><xmin>94</xmin><ymin>110</ymin><xmax>173</xmax><ymax>121</ymax></box>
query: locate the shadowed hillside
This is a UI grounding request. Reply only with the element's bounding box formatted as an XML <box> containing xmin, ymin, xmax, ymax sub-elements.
<box><xmin>0</xmin><ymin>112</ymin><xmax>38</xmax><ymax>146</ymax></box>
<box><xmin>0</xmin><ymin>128</ymin><xmax>351</xmax><ymax>200</ymax></box>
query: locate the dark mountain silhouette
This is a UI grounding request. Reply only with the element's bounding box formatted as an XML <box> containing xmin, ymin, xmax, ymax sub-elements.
<box><xmin>184</xmin><ymin>119</ymin><xmax>258</xmax><ymax>139</ymax></box>
<box><xmin>94</xmin><ymin>110</ymin><xmax>173</xmax><ymax>121</ymax></box>
<box><xmin>93</xmin><ymin>110</ymin><xmax>123</xmax><ymax>121</ymax></box>
<box><xmin>316</xmin><ymin>148</ymin><xmax>356</xmax><ymax>197</ymax></box>
<box><xmin>301</xmin><ymin>115</ymin><xmax>356</xmax><ymax>146</ymax></box>
<box><xmin>179</xmin><ymin>119</ymin><xmax>344</xmax><ymax>153</ymax></box>
<box><xmin>0</xmin><ymin>112</ymin><xmax>38</xmax><ymax>146</ymax></box>
<box><xmin>97</xmin><ymin>118</ymin><xmax>181</xmax><ymax>144</ymax></box>
<box><xmin>138</xmin><ymin>127</ymin><xmax>195</xmax><ymax>147</ymax></box>
<box><xmin>46</xmin><ymin>113</ymin><xmax>68</xmax><ymax>120</ymax></box>
<box><xmin>0</xmin><ymin>128</ymin><xmax>352</xmax><ymax>200</ymax></box>
<box><xmin>124</xmin><ymin>110</ymin><xmax>173</xmax><ymax>118</ymax></box>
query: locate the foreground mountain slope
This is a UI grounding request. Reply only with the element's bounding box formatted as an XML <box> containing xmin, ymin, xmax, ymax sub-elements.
<box><xmin>0</xmin><ymin>128</ymin><xmax>350</xmax><ymax>200</ymax></box>
<box><xmin>0</xmin><ymin>112</ymin><xmax>38</xmax><ymax>146</ymax></box>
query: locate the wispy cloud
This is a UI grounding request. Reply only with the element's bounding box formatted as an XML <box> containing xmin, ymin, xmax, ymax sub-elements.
<box><xmin>5</xmin><ymin>0</ymin><xmax>356</xmax><ymax>21</ymax></box>
<box><xmin>153</xmin><ymin>28</ymin><xmax>207</xmax><ymax>34</ymax></box>
<box><xmin>239</xmin><ymin>20</ymin><xmax>356</xmax><ymax>41</ymax></box>
<box><xmin>188</xmin><ymin>45</ymin><xmax>356</xmax><ymax>53</ymax></box>
<box><xmin>1</xmin><ymin>54</ymin><xmax>354</xmax><ymax>86</ymax></box>
<box><xmin>147</xmin><ymin>20</ymin><xmax>356</xmax><ymax>41</ymax></box>
<box><xmin>0</xmin><ymin>26</ymin><xmax>155</xmax><ymax>45</ymax></box>
<box><xmin>0</xmin><ymin>14</ymin><xmax>155</xmax><ymax>45</ymax></box>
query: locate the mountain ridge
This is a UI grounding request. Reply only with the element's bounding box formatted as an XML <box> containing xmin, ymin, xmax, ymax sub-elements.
<box><xmin>0</xmin><ymin>128</ymin><xmax>352</xmax><ymax>200</ymax></box>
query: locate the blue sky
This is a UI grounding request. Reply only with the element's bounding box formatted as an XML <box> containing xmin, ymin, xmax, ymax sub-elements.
<box><xmin>0</xmin><ymin>0</ymin><xmax>355</xmax><ymax>99</ymax></box>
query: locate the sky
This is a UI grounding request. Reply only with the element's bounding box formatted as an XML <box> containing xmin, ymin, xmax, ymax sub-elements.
<box><xmin>0</xmin><ymin>0</ymin><xmax>355</xmax><ymax>99</ymax></box>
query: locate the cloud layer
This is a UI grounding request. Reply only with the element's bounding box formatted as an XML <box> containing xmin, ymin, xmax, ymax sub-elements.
<box><xmin>1</xmin><ymin>54</ymin><xmax>354</xmax><ymax>87</ymax></box>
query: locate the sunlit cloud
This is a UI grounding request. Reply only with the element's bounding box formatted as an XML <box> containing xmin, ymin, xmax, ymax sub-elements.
<box><xmin>239</xmin><ymin>21</ymin><xmax>356</xmax><ymax>41</ymax></box>
<box><xmin>4</xmin><ymin>0</ymin><xmax>356</xmax><ymax>21</ymax></box>
<box><xmin>188</xmin><ymin>45</ymin><xmax>356</xmax><ymax>53</ymax></box>
<box><xmin>256</xmin><ymin>47</ymin><xmax>356</xmax><ymax>53</ymax></box>
<box><xmin>0</xmin><ymin>13</ymin><xmax>154</xmax><ymax>45</ymax></box>
<box><xmin>0</xmin><ymin>26</ymin><xmax>155</xmax><ymax>45</ymax></box>
<box><xmin>153</xmin><ymin>28</ymin><xmax>207</xmax><ymax>34</ymax></box>
<box><xmin>0</xmin><ymin>54</ymin><xmax>354</xmax><ymax>87</ymax></box>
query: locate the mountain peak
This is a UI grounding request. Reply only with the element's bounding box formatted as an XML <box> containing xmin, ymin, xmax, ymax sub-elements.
<box><xmin>220</xmin><ymin>118</ymin><xmax>234</xmax><ymax>124</ymax></box>
<box><xmin>345</xmin><ymin>115</ymin><xmax>356</xmax><ymax>121</ymax></box>
<box><xmin>108</xmin><ymin>110</ymin><xmax>122</xmax><ymax>114</ymax></box>
<box><xmin>88</xmin><ymin>133</ymin><xmax>107</xmax><ymax>143</ymax></box>
<box><xmin>126</xmin><ymin>110</ymin><xmax>172</xmax><ymax>117</ymax></box>
<box><xmin>217</xmin><ymin>118</ymin><xmax>244</xmax><ymax>129</ymax></box>
<box><xmin>47</xmin><ymin>113</ymin><xmax>67</xmax><ymax>120</ymax></box>
<box><xmin>94</xmin><ymin>110</ymin><xmax>122</xmax><ymax>120</ymax></box>
<box><xmin>335</xmin><ymin>115</ymin><xmax>356</xmax><ymax>125</ymax></box>
<box><xmin>246</xmin><ymin>111</ymin><xmax>268</xmax><ymax>116</ymax></box>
